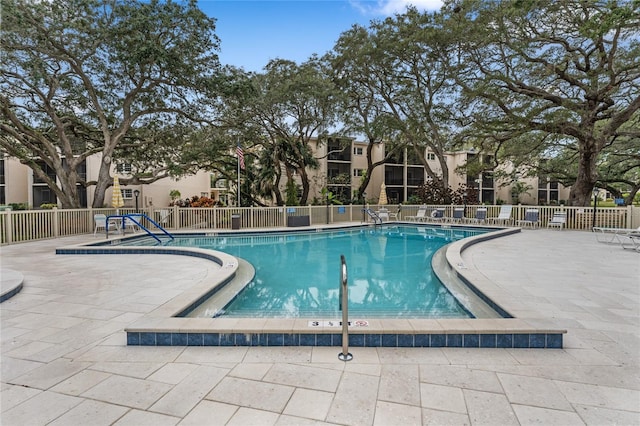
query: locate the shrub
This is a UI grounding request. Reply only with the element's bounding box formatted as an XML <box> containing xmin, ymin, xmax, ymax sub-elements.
<box><xmin>9</xmin><ymin>203</ymin><xmax>29</xmax><ymax>210</ymax></box>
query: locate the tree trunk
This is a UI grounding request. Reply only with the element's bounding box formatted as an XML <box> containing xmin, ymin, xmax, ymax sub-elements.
<box><xmin>92</xmin><ymin>155</ymin><xmax>114</xmax><ymax>208</ymax></box>
<box><xmin>569</xmin><ymin>143</ymin><xmax>598</xmax><ymax>206</ymax></box>
<box><xmin>299</xmin><ymin>167</ymin><xmax>310</xmax><ymax>205</ymax></box>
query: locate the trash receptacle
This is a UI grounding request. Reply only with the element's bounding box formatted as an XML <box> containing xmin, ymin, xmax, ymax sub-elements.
<box><xmin>231</xmin><ymin>214</ymin><xmax>241</xmax><ymax>230</ymax></box>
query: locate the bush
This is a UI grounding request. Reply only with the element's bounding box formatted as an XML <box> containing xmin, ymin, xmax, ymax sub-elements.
<box><xmin>40</xmin><ymin>203</ymin><xmax>58</xmax><ymax>209</ymax></box>
<box><xmin>170</xmin><ymin>195</ymin><xmax>217</xmax><ymax>207</ymax></box>
<box><xmin>9</xmin><ymin>203</ymin><xmax>29</xmax><ymax>210</ymax></box>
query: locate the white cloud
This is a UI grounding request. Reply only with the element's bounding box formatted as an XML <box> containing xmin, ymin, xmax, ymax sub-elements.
<box><xmin>350</xmin><ymin>0</ymin><xmax>444</xmax><ymax>16</ymax></box>
<box><xmin>379</xmin><ymin>0</ymin><xmax>443</xmax><ymax>14</ymax></box>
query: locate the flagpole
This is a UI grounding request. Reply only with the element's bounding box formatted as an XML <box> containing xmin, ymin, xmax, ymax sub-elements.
<box><xmin>237</xmin><ymin>141</ymin><xmax>241</xmax><ymax>207</ymax></box>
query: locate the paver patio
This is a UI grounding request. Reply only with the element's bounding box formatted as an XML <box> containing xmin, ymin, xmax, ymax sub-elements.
<box><xmin>1</xmin><ymin>228</ymin><xmax>638</xmax><ymax>425</ymax></box>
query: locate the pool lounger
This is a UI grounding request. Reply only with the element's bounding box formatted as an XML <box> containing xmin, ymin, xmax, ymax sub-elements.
<box><xmin>593</xmin><ymin>226</ymin><xmax>640</xmax><ymax>244</ymax></box>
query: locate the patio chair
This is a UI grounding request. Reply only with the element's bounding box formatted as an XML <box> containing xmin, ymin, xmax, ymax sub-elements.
<box><xmin>93</xmin><ymin>214</ymin><xmax>120</xmax><ymax>236</ymax></box>
<box><xmin>516</xmin><ymin>208</ymin><xmax>540</xmax><ymax>229</ymax></box>
<box><xmin>427</xmin><ymin>208</ymin><xmax>446</xmax><ymax>222</ymax></box>
<box><xmin>387</xmin><ymin>207</ymin><xmax>399</xmax><ymax>220</ymax></box>
<box><xmin>547</xmin><ymin>211</ymin><xmax>567</xmax><ymax>230</ymax></box>
<box><xmin>157</xmin><ymin>209</ymin><xmax>171</xmax><ymax>226</ymax></box>
<box><xmin>445</xmin><ymin>207</ymin><xmax>465</xmax><ymax>223</ymax></box>
<box><xmin>122</xmin><ymin>216</ymin><xmax>140</xmax><ymax>233</ymax></box>
<box><xmin>489</xmin><ymin>205</ymin><xmax>513</xmax><ymax>225</ymax></box>
<box><xmin>467</xmin><ymin>207</ymin><xmax>487</xmax><ymax>224</ymax></box>
<box><xmin>619</xmin><ymin>231</ymin><xmax>640</xmax><ymax>252</ymax></box>
<box><xmin>377</xmin><ymin>207</ymin><xmax>390</xmax><ymax>221</ymax></box>
<box><xmin>593</xmin><ymin>226</ymin><xmax>640</xmax><ymax>244</ymax></box>
<box><xmin>407</xmin><ymin>205</ymin><xmax>428</xmax><ymax>222</ymax></box>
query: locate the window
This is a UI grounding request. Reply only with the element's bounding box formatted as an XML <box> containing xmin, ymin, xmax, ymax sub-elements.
<box><xmin>353</xmin><ymin>147</ymin><xmax>363</xmax><ymax>156</ymax></box>
<box><xmin>116</xmin><ymin>163</ymin><xmax>132</xmax><ymax>174</ymax></box>
<box><xmin>33</xmin><ymin>161</ymin><xmax>56</xmax><ymax>184</ymax></box>
<box><xmin>33</xmin><ymin>186</ymin><xmax>56</xmax><ymax>207</ymax></box>
<box><xmin>353</xmin><ymin>169</ymin><xmax>364</xmax><ymax>177</ymax></box>
<box><xmin>426</xmin><ymin>153</ymin><xmax>436</xmax><ymax>161</ymax></box>
<box><xmin>122</xmin><ymin>189</ymin><xmax>133</xmax><ymax>199</ymax></box>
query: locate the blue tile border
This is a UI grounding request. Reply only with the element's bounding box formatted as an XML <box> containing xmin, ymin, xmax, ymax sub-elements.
<box><xmin>126</xmin><ymin>331</ymin><xmax>563</xmax><ymax>348</ymax></box>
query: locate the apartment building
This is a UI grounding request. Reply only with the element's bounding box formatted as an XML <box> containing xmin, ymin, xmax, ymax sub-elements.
<box><xmin>306</xmin><ymin>138</ymin><xmax>570</xmax><ymax>206</ymax></box>
<box><xmin>0</xmin><ymin>154</ymin><xmax>211</xmax><ymax>209</ymax></box>
<box><xmin>2</xmin><ymin>139</ymin><xmax>569</xmax><ymax>209</ymax></box>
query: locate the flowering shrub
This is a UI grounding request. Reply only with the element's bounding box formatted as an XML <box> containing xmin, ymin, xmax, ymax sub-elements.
<box><xmin>170</xmin><ymin>195</ymin><xmax>218</xmax><ymax>208</ymax></box>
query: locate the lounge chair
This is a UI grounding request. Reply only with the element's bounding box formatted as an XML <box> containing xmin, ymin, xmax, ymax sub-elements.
<box><xmin>516</xmin><ymin>208</ymin><xmax>539</xmax><ymax>228</ymax></box>
<box><xmin>157</xmin><ymin>209</ymin><xmax>171</xmax><ymax>227</ymax></box>
<box><xmin>427</xmin><ymin>208</ymin><xmax>446</xmax><ymax>222</ymax></box>
<box><xmin>619</xmin><ymin>231</ymin><xmax>640</xmax><ymax>252</ymax></box>
<box><xmin>445</xmin><ymin>207</ymin><xmax>465</xmax><ymax>223</ymax></box>
<box><xmin>377</xmin><ymin>207</ymin><xmax>390</xmax><ymax>221</ymax></box>
<box><xmin>467</xmin><ymin>207</ymin><xmax>487</xmax><ymax>224</ymax></box>
<box><xmin>594</xmin><ymin>226</ymin><xmax>640</xmax><ymax>244</ymax></box>
<box><xmin>387</xmin><ymin>208</ymin><xmax>399</xmax><ymax>220</ymax></box>
<box><xmin>93</xmin><ymin>214</ymin><xmax>120</xmax><ymax>236</ymax></box>
<box><xmin>547</xmin><ymin>211</ymin><xmax>567</xmax><ymax>230</ymax></box>
<box><xmin>407</xmin><ymin>205</ymin><xmax>428</xmax><ymax>222</ymax></box>
<box><xmin>122</xmin><ymin>216</ymin><xmax>140</xmax><ymax>233</ymax></box>
<box><xmin>489</xmin><ymin>205</ymin><xmax>513</xmax><ymax>225</ymax></box>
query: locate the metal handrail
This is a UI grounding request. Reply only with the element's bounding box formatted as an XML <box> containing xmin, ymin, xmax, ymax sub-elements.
<box><xmin>362</xmin><ymin>208</ymin><xmax>382</xmax><ymax>225</ymax></box>
<box><xmin>338</xmin><ymin>254</ymin><xmax>353</xmax><ymax>361</ymax></box>
<box><xmin>106</xmin><ymin>213</ymin><xmax>175</xmax><ymax>243</ymax></box>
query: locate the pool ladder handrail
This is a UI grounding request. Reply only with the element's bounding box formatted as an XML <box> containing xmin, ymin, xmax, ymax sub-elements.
<box><xmin>106</xmin><ymin>213</ymin><xmax>175</xmax><ymax>243</ymax></box>
<box><xmin>362</xmin><ymin>208</ymin><xmax>383</xmax><ymax>226</ymax></box>
<box><xmin>338</xmin><ymin>254</ymin><xmax>353</xmax><ymax>361</ymax></box>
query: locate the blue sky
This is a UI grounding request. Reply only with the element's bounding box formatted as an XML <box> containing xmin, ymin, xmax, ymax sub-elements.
<box><xmin>197</xmin><ymin>0</ymin><xmax>444</xmax><ymax>72</ymax></box>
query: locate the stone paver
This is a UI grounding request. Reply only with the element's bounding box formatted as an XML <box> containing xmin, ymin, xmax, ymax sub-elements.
<box><xmin>1</xmin><ymin>230</ymin><xmax>639</xmax><ymax>425</ymax></box>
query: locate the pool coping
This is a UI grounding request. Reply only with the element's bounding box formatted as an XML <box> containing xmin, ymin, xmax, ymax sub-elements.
<box><xmin>57</xmin><ymin>223</ymin><xmax>566</xmax><ymax>348</ymax></box>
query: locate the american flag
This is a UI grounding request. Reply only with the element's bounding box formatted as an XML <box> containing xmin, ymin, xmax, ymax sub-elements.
<box><xmin>236</xmin><ymin>145</ymin><xmax>245</xmax><ymax>170</ymax></box>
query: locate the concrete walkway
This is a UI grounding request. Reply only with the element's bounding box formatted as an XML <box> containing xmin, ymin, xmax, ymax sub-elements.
<box><xmin>1</xmin><ymin>229</ymin><xmax>638</xmax><ymax>425</ymax></box>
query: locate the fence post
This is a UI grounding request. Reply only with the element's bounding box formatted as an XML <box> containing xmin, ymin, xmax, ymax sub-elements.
<box><xmin>52</xmin><ymin>207</ymin><xmax>59</xmax><ymax>238</ymax></box>
<box><xmin>173</xmin><ymin>205</ymin><xmax>180</xmax><ymax>230</ymax></box>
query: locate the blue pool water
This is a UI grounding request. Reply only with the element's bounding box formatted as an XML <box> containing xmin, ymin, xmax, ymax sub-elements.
<box><xmin>122</xmin><ymin>225</ymin><xmax>489</xmax><ymax>318</ymax></box>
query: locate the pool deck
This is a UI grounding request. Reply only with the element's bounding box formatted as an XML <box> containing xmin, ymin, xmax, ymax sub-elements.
<box><xmin>1</xmin><ymin>227</ymin><xmax>639</xmax><ymax>425</ymax></box>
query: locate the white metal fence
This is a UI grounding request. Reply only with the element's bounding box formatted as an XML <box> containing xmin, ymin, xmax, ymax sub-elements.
<box><xmin>1</xmin><ymin>204</ymin><xmax>638</xmax><ymax>245</ymax></box>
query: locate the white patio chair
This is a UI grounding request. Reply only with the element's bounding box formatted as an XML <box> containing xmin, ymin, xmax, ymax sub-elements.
<box><xmin>547</xmin><ymin>211</ymin><xmax>567</xmax><ymax>230</ymax></box>
<box><xmin>489</xmin><ymin>205</ymin><xmax>513</xmax><ymax>225</ymax></box>
<box><xmin>594</xmin><ymin>226</ymin><xmax>640</xmax><ymax>244</ymax></box>
<box><xmin>377</xmin><ymin>207</ymin><xmax>390</xmax><ymax>221</ymax></box>
<box><xmin>93</xmin><ymin>214</ymin><xmax>120</xmax><ymax>236</ymax></box>
<box><xmin>407</xmin><ymin>205</ymin><xmax>428</xmax><ymax>222</ymax></box>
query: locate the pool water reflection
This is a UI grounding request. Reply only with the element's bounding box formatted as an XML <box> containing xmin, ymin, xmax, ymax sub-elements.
<box><xmin>149</xmin><ymin>226</ymin><xmax>489</xmax><ymax>318</ymax></box>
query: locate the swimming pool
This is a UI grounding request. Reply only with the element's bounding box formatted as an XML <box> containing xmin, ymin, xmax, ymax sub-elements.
<box><xmin>119</xmin><ymin>225</ymin><xmax>490</xmax><ymax>319</ymax></box>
